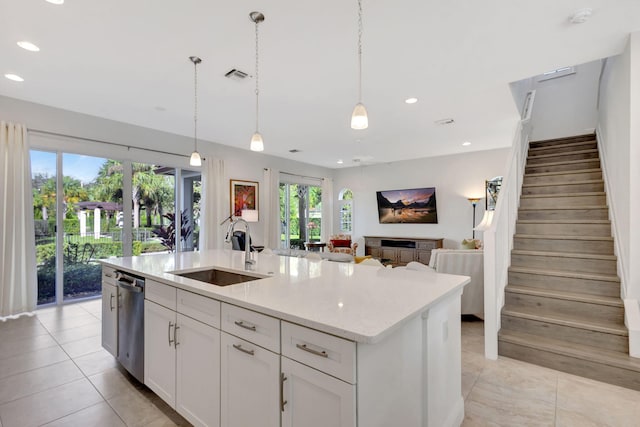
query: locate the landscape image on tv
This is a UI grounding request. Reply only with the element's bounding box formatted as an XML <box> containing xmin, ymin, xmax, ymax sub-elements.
<box><xmin>376</xmin><ymin>187</ymin><xmax>438</xmax><ymax>224</ymax></box>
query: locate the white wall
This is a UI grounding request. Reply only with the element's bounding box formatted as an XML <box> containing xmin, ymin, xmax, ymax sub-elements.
<box><xmin>333</xmin><ymin>148</ymin><xmax>509</xmax><ymax>253</ymax></box>
<box><xmin>0</xmin><ymin>95</ymin><xmax>333</xmax><ymax>247</ymax></box>
<box><xmin>631</xmin><ymin>32</ymin><xmax>640</xmax><ymax>301</ymax></box>
<box><xmin>529</xmin><ymin>60</ymin><xmax>602</xmax><ymax>141</ymax></box>
<box><xmin>598</xmin><ymin>50</ymin><xmax>631</xmax><ymax>296</ymax></box>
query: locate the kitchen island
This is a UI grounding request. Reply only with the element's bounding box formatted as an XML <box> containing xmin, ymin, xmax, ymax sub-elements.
<box><xmin>101</xmin><ymin>249</ymin><xmax>469</xmax><ymax>427</ymax></box>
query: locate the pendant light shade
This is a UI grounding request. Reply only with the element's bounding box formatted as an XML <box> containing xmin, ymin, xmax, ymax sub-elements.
<box><xmin>189</xmin><ymin>56</ymin><xmax>202</xmax><ymax>166</ymax></box>
<box><xmin>351</xmin><ymin>0</ymin><xmax>368</xmax><ymax>130</ymax></box>
<box><xmin>189</xmin><ymin>151</ymin><xmax>202</xmax><ymax>166</ymax></box>
<box><xmin>250</xmin><ymin>11</ymin><xmax>266</xmax><ymax>152</ymax></box>
<box><xmin>250</xmin><ymin>132</ymin><xmax>264</xmax><ymax>152</ymax></box>
<box><xmin>351</xmin><ymin>102</ymin><xmax>368</xmax><ymax>130</ymax></box>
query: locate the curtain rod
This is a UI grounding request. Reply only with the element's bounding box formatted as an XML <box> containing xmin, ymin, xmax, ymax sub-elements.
<box><xmin>27</xmin><ymin>128</ymin><xmax>197</xmax><ymax>160</ymax></box>
<box><xmin>279</xmin><ymin>171</ymin><xmax>324</xmax><ymax>181</ymax></box>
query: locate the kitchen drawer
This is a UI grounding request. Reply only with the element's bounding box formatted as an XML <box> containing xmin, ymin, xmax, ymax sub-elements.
<box><xmin>102</xmin><ymin>266</ymin><xmax>117</xmax><ymax>286</ymax></box>
<box><xmin>177</xmin><ymin>289</ymin><xmax>220</xmax><ymax>329</ymax></box>
<box><xmin>146</xmin><ymin>279</ymin><xmax>177</xmax><ymax>311</ymax></box>
<box><xmin>281</xmin><ymin>321</ymin><xmax>356</xmax><ymax>384</ymax></box>
<box><xmin>221</xmin><ymin>303</ymin><xmax>280</xmax><ymax>353</ymax></box>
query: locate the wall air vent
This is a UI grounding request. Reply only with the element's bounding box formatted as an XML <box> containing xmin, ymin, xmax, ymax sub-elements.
<box><xmin>224</xmin><ymin>69</ymin><xmax>249</xmax><ymax>81</ymax></box>
<box><xmin>538</xmin><ymin>66</ymin><xmax>576</xmax><ymax>82</ymax></box>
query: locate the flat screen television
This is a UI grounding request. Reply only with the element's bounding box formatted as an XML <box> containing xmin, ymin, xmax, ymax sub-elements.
<box><xmin>376</xmin><ymin>187</ymin><xmax>438</xmax><ymax>224</ymax></box>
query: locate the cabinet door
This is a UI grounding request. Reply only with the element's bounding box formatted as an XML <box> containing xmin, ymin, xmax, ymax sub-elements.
<box><xmin>101</xmin><ymin>282</ymin><xmax>118</xmax><ymax>357</ymax></box>
<box><xmin>281</xmin><ymin>358</ymin><xmax>355</xmax><ymax>427</ymax></box>
<box><xmin>144</xmin><ymin>300</ymin><xmax>177</xmax><ymax>407</ymax></box>
<box><xmin>176</xmin><ymin>314</ymin><xmax>220</xmax><ymax>427</ymax></box>
<box><xmin>381</xmin><ymin>248</ymin><xmax>397</xmax><ymax>263</ymax></box>
<box><xmin>417</xmin><ymin>250</ymin><xmax>432</xmax><ymax>265</ymax></box>
<box><xmin>220</xmin><ymin>332</ymin><xmax>279</xmax><ymax>427</ymax></box>
<box><xmin>398</xmin><ymin>248</ymin><xmax>416</xmax><ymax>266</ymax></box>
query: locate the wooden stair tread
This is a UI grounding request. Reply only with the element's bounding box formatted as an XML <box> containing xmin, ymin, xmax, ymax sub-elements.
<box><xmin>517</xmin><ymin>219</ymin><xmax>610</xmax><ymax>224</ymax></box>
<box><xmin>528</xmin><ymin>141</ymin><xmax>596</xmax><ymax>153</ymax></box>
<box><xmin>522</xmin><ymin>179</ymin><xmax>603</xmax><ymax>188</ymax></box>
<box><xmin>501</xmin><ymin>308</ymin><xmax>627</xmax><ymax>336</ymax></box>
<box><xmin>515</xmin><ymin>234</ymin><xmax>613</xmax><ymax>241</ymax></box>
<box><xmin>511</xmin><ymin>249</ymin><xmax>616</xmax><ymax>261</ymax></box>
<box><xmin>518</xmin><ymin>206</ymin><xmax>608</xmax><ymax>211</ymax></box>
<box><xmin>520</xmin><ymin>191</ymin><xmax>605</xmax><ymax>199</ymax></box>
<box><xmin>506</xmin><ymin>284</ymin><xmax>623</xmax><ymax>307</ymax></box>
<box><xmin>499</xmin><ymin>329</ymin><xmax>640</xmax><ymax>372</ymax></box>
<box><xmin>528</xmin><ymin>148</ymin><xmax>598</xmax><ymax>159</ymax></box>
<box><xmin>509</xmin><ymin>266</ymin><xmax>620</xmax><ymax>282</ymax></box>
<box><xmin>529</xmin><ymin>134</ymin><xmax>596</xmax><ymax>144</ymax></box>
<box><xmin>525</xmin><ymin>158</ymin><xmax>600</xmax><ymax>168</ymax></box>
<box><xmin>525</xmin><ymin>168</ymin><xmax>602</xmax><ymax>178</ymax></box>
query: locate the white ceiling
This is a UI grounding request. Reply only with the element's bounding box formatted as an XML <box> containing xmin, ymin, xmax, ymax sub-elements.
<box><xmin>1</xmin><ymin>0</ymin><xmax>639</xmax><ymax>168</ymax></box>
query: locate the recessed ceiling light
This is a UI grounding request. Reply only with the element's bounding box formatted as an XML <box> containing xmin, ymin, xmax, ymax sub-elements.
<box><xmin>405</xmin><ymin>97</ymin><xmax>418</xmax><ymax>104</ymax></box>
<box><xmin>17</xmin><ymin>41</ymin><xmax>40</xmax><ymax>52</ymax></box>
<box><xmin>4</xmin><ymin>73</ymin><xmax>24</xmax><ymax>82</ymax></box>
<box><xmin>337</xmin><ymin>159</ymin><xmax>344</xmax><ymax>164</ymax></box>
<box><xmin>462</xmin><ymin>141</ymin><xmax>471</xmax><ymax>146</ymax></box>
<box><xmin>45</xmin><ymin>0</ymin><xmax>64</xmax><ymax>4</ymax></box>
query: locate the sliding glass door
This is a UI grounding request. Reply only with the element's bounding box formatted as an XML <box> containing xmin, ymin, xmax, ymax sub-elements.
<box><xmin>279</xmin><ymin>182</ymin><xmax>322</xmax><ymax>249</ymax></box>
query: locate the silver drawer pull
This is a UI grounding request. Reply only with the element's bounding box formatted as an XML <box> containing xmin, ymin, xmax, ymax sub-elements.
<box><xmin>104</xmin><ymin>273</ymin><xmax>113</xmax><ymax>278</ymax></box>
<box><xmin>296</xmin><ymin>343</ymin><xmax>328</xmax><ymax>358</ymax></box>
<box><xmin>234</xmin><ymin>320</ymin><xmax>257</xmax><ymax>331</ymax></box>
<box><xmin>233</xmin><ymin>344</ymin><xmax>255</xmax><ymax>356</ymax></box>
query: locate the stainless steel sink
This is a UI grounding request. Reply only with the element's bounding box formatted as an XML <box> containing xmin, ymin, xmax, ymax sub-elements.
<box><xmin>175</xmin><ymin>269</ymin><xmax>264</xmax><ymax>287</ymax></box>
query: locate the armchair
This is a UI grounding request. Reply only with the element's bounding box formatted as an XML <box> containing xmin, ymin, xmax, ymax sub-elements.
<box><xmin>327</xmin><ymin>234</ymin><xmax>358</xmax><ymax>256</ymax></box>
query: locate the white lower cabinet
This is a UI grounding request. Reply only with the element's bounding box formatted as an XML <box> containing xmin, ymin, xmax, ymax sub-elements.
<box><xmin>220</xmin><ymin>331</ymin><xmax>280</xmax><ymax>427</ymax></box>
<box><xmin>281</xmin><ymin>357</ymin><xmax>356</xmax><ymax>427</ymax></box>
<box><xmin>145</xmin><ymin>296</ymin><xmax>221</xmax><ymax>427</ymax></box>
<box><xmin>101</xmin><ymin>280</ymin><xmax>118</xmax><ymax>357</ymax></box>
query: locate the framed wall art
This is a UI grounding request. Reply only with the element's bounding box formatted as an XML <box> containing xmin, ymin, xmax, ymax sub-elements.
<box><xmin>230</xmin><ymin>179</ymin><xmax>259</xmax><ymax>217</ymax></box>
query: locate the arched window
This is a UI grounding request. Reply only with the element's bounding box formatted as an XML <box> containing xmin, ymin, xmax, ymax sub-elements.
<box><xmin>338</xmin><ymin>188</ymin><xmax>353</xmax><ymax>233</ymax></box>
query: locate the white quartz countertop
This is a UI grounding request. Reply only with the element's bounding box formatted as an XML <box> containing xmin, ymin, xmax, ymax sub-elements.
<box><xmin>101</xmin><ymin>250</ymin><xmax>469</xmax><ymax>344</ymax></box>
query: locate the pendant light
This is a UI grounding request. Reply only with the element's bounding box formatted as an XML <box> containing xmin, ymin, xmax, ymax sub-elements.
<box><xmin>351</xmin><ymin>0</ymin><xmax>368</xmax><ymax>130</ymax></box>
<box><xmin>250</xmin><ymin>11</ymin><xmax>265</xmax><ymax>152</ymax></box>
<box><xmin>189</xmin><ymin>56</ymin><xmax>202</xmax><ymax>166</ymax></box>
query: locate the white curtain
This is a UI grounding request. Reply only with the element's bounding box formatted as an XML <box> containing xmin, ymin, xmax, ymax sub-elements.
<box><xmin>0</xmin><ymin>122</ymin><xmax>37</xmax><ymax>316</ymax></box>
<box><xmin>263</xmin><ymin>168</ymin><xmax>280</xmax><ymax>249</ymax></box>
<box><xmin>321</xmin><ymin>177</ymin><xmax>334</xmax><ymax>243</ymax></box>
<box><xmin>199</xmin><ymin>157</ymin><xmax>225</xmax><ymax>250</ymax></box>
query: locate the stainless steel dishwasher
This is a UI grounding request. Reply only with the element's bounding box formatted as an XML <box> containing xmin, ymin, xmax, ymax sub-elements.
<box><xmin>115</xmin><ymin>270</ymin><xmax>145</xmax><ymax>382</ymax></box>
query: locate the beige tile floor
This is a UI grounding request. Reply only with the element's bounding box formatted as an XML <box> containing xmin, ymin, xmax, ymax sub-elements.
<box><xmin>1</xmin><ymin>301</ymin><xmax>639</xmax><ymax>426</ymax></box>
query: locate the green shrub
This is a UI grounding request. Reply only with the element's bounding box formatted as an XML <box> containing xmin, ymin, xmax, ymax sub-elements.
<box><xmin>133</xmin><ymin>241</ymin><xmax>142</xmax><ymax>256</ymax></box>
<box><xmin>36</xmin><ymin>243</ymin><xmax>56</xmax><ymax>264</ymax></box>
<box><xmin>63</xmin><ymin>218</ymin><xmax>80</xmax><ymax>234</ymax></box>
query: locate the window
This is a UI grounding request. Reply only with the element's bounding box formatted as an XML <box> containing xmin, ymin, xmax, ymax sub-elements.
<box><xmin>338</xmin><ymin>188</ymin><xmax>353</xmax><ymax>232</ymax></box>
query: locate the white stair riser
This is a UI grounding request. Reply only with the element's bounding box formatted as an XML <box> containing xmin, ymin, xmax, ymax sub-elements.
<box><xmin>501</xmin><ymin>315</ymin><xmax>628</xmax><ymax>353</ymax></box>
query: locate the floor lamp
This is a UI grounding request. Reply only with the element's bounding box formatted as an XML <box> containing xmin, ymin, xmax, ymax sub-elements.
<box><xmin>468</xmin><ymin>198</ymin><xmax>481</xmax><ymax>239</ymax></box>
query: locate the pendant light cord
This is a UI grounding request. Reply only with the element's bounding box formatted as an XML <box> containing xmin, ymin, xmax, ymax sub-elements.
<box><xmin>193</xmin><ymin>59</ymin><xmax>199</xmax><ymax>152</ymax></box>
<box><xmin>357</xmin><ymin>0</ymin><xmax>363</xmax><ymax>103</ymax></box>
<box><xmin>255</xmin><ymin>18</ymin><xmax>260</xmax><ymax>132</ymax></box>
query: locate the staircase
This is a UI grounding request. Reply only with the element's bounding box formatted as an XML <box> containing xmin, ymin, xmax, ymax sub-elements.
<box><xmin>498</xmin><ymin>133</ymin><xmax>640</xmax><ymax>391</ymax></box>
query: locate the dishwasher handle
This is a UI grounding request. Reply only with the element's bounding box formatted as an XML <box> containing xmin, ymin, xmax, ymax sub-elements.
<box><xmin>117</xmin><ymin>280</ymin><xmax>144</xmax><ymax>293</ymax></box>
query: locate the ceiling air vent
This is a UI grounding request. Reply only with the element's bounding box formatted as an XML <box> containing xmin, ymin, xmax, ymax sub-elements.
<box><xmin>224</xmin><ymin>69</ymin><xmax>249</xmax><ymax>81</ymax></box>
<box><xmin>435</xmin><ymin>118</ymin><xmax>455</xmax><ymax>125</ymax></box>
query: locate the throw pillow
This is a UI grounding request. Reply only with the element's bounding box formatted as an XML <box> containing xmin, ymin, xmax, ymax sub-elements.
<box><xmin>330</xmin><ymin>239</ymin><xmax>351</xmax><ymax>248</ymax></box>
<box><xmin>461</xmin><ymin>239</ymin><xmax>478</xmax><ymax>250</ymax></box>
